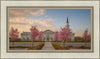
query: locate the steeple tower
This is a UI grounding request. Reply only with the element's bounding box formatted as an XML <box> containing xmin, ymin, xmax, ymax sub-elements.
<box><xmin>65</xmin><ymin>14</ymin><xmax>69</xmax><ymax>29</ymax></box>
<box><xmin>67</xmin><ymin>14</ymin><xmax>69</xmax><ymax>23</ymax></box>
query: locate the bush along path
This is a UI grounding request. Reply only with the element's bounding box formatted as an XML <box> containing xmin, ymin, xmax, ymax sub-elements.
<box><xmin>28</xmin><ymin>43</ymin><xmax>44</xmax><ymax>50</ymax></box>
<box><xmin>41</xmin><ymin>42</ymin><xmax>55</xmax><ymax>50</ymax></box>
<box><xmin>52</xmin><ymin>43</ymin><xmax>65</xmax><ymax>50</ymax></box>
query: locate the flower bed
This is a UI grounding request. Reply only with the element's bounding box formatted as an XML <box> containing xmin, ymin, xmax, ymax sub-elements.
<box><xmin>52</xmin><ymin>43</ymin><xmax>65</xmax><ymax>50</ymax></box>
<box><xmin>28</xmin><ymin>43</ymin><xmax>44</xmax><ymax>50</ymax></box>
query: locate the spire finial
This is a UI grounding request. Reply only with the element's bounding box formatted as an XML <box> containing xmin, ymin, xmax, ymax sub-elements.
<box><xmin>67</xmin><ymin>14</ymin><xmax>68</xmax><ymax>17</ymax></box>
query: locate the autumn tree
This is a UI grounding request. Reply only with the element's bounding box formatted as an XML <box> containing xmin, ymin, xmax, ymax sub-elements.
<box><xmin>38</xmin><ymin>31</ymin><xmax>42</xmax><ymax>41</ymax></box>
<box><xmin>30</xmin><ymin>26</ymin><xmax>39</xmax><ymax>47</ymax></box>
<box><xmin>83</xmin><ymin>29</ymin><xmax>91</xmax><ymax>41</ymax></box>
<box><xmin>87</xmin><ymin>34</ymin><xmax>91</xmax><ymax>41</ymax></box>
<box><xmin>10</xmin><ymin>27</ymin><xmax>19</xmax><ymax>47</ymax></box>
<box><xmin>59</xmin><ymin>27</ymin><xmax>70</xmax><ymax>48</ymax></box>
<box><xmin>83</xmin><ymin>29</ymin><xmax>91</xmax><ymax>47</ymax></box>
<box><xmin>54</xmin><ymin>31</ymin><xmax>59</xmax><ymax>42</ymax></box>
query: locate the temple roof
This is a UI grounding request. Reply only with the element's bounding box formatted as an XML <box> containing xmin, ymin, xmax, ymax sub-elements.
<box><xmin>42</xmin><ymin>30</ymin><xmax>54</xmax><ymax>33</ymax></box>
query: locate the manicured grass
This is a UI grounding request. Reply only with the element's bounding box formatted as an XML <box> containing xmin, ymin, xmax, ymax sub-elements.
<box><xmin>10</xmin><ymin>40</ymin><xmax>90</xmax><ymax>43</ymax></box>
<box><xmin>10</xmin><ymin>42</ymin><xmax>41</xmax><ymax>43</ymax></box>
<box><xmin>68</xmin><ymin>45</ymin><xmax>73</xmax><ymax>48</ymax></box>
<box><xmin>52</xmin><ymin>43</ymin><xmax>65</xmax><ymax>50</ymax></box>
<box><xmin>80</xmin><ymin>46</ymin><xmax>90</xmax><ymax>49</ymax></box>
<box><xmin>10</xmin><ymin>40</ymin><xmax>60</xmax><ymax>42</ymax></box>
<box><xmin>52</xmin><ymin>43</ymin><xmax>90</xmax><ymax>50</ymax></box>
<box><xmin>52</xmin><ymin>41</ymin><xmax>90</xmax><ymax>43</ymax></box>
<box><xmin>10</xmin><ymin>43</ymin><xmax>44</xmax><ymax>50</ymax></box>
<box><xmin>10</xmin><ymin>46</ymin><xmax>28</xmax><ymax>48</ymax></box>
<box><xmin>66</xmin><ymin>46</ymin><xmax>91</xmax><ymax>49</ymax></box>
<box><xmin>28</xmin><ymin>43</ymin><xmax>44</xmax><ymax>50</ymax></box>
<box><xmin>67</xmin><ymin>41</ymin><xmax>90</xmax><ymax>43</ymax></box>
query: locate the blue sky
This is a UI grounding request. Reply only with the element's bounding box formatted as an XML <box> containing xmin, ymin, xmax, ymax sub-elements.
<box><xmin>47</xmin><ymin>9</ymin><xmax>90</xmax><ymax>29</ymax></box>
<box><xmin>9</xmin><ymin>9</ymin><xmax>91</xmax><ymax>37</ymax></box>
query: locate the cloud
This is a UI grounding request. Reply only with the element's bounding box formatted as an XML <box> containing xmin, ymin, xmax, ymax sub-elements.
<box><xmin>10</xmin><ymin>9</ymin><xmax>84</xmax><ymax>37</ymax></box>
<box><xmin>9</xmin><ymin>9</ymin><xmax>46</xmax><ymax>29</ymax></box>
<box><xmin>26</xmin><ymin>18</ymin><xmax>57</xmax><ymax>31</ymax></box>
<box><xmin>9</xmin><ymin>9</ymin><xmax>45</xmax><ymax>18</ymax></box>
<box><xmin>9</xmin><ymin>16</ymin><xmax>58</xmax><ymax>37</ymax></box>
<box><xmin>72</xmin><ymin>30</ymin><xmax>84</xmax><ymax>37</ymax></box>
<box><xmin>24</xmin><ymin>9</ymin><xmax>45</xmax><ymax>16</ymax></box>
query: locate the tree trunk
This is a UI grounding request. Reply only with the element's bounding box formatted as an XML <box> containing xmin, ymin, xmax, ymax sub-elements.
<box><xmin>12</xmin><ymin>41</ymin><xmax>14</xmax><ymax>47</ymax></box>
<box><xmin>84</xmin><ymin>39</ymin><xmax>87</xmax><ymax>47</ymax></box>
<box><xmin>56</xmin><ymin>41</ymin><xmax>57</xmax><ymax>43</ymax></box>
<box><xmin>85</xmin><ymin>40</ymin><xmax>87</xmax><ymax>47</ymax></box>
<box><xmin>63</xmin><ymin>42</ymin><xmax>65</xmax><ymax>48</ymax></box>
<box><xmin>32</xmin><ymin>40</ymin><xmax>34</xmax><ymax>47</ymax></box>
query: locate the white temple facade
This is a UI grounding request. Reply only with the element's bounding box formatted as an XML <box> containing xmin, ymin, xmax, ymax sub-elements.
<box><xmin>42</xmin><ymin>30</ymin><xmax>54</xmax><ymax>41</ymax></box>
<box><xmin>21</xmin><ymin>32</ymin><xmax>31</xmax><ymax>41</ymax></box>
<box><xmin>21</xmin><ymin>14</ymin><xmax>75</xmax><ymax>41</ymax></box>
<box><xmin>21</xmin><ymin>30</ymin><xmax>55</xmax><ymax>41</ymax></box>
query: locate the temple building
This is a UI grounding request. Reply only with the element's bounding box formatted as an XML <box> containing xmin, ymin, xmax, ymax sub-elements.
<box><xmin>65</xmin><ymin>14</ymin><xmax>75</xmax><ymax>41</ymax></box>
<box><xmin>21</xmin><ymin>30</ymin><xmax>54</xmax><ymax>41</ymax></box>
<box><xmin>21</xmin><ymin>14</ymin><xmax>75</xmax><ymax>41</ymax></box>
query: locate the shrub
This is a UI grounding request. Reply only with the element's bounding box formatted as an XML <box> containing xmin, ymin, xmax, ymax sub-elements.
<box><xmin>17</xmin><ymin>46</ymin><xmax>28</xmax><ymax>48</ymax></box>
<box><xmin>79</xmin><ymin>46</ymin><xmax>86</xmax><ymax>49</ymax></box>
<box><xmin>28</xmin><ymin>43</ymin><xmax>44</xmax><ymax>50</ymax></box>
<box><xmin>68</xmin><ymin>45</ymin><xmax>73</xmax><ymax>48</ymax></box>
<box><xmin>52</xmin><ymin>43</ymin><xmax>65</xmax><ymax>50</ymax></box>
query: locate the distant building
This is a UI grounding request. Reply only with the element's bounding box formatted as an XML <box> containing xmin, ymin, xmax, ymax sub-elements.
<box><xmin>21</xmin><ymin>14</ymin><xmax>75</xmax><ymax>41</ymax></box>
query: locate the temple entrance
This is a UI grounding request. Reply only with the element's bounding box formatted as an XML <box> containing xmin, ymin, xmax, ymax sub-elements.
<box><xmin>42</xmin><ymin>30</ymin><xmax>54</xmax><ymax>41</ymax></box>
<box><xmin>47</xmin><ymin>34</ymin><xmax>50</xmax><ymax>41</ymax></box>
<box><xmin>47</xmin><ymin>37</ymin><xmax>49</xmax><ymax>41</ymax></box>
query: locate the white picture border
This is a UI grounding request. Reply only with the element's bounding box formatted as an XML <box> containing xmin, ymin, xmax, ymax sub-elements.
<box><xmin>1</xmin><ymin>0</ymin><xmax>100</xmax><ymax>59</ymax></box>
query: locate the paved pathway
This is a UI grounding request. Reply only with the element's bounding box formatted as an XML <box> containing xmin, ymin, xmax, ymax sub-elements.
<box><xmin>41</xmin><ymin>42</ymin><xmax>55</xmax><ymax>50</ymax></box>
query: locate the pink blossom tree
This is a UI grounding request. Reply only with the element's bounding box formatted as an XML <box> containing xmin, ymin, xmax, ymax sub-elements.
<box><xmin>54</xmin><ymin>31</ymin><xmax>59</xmax><ymax>42</ymax></box>
<box><xmin>38</xmin><ymin>31</ymin><xmax>42</xmax><ymax>41</ymax></box>
<box><xmin>59</xmin><ymin>27</ymin><xmax>71</xmax><ymax>48</ymax></box>
<box><xmin>83</xmin><ymin>29</ymin><xmax>91</xmax><ymax>41</ymax></box>
<box><xmin>83</xmin><ymin>29</ymin><xmax>91</xmax><ymax>46</ymax></box>
<box><xmin>83</xmin><ymin>30</ymin><xmax>88</xmax><ymax>41</ymax></box>
<box><xmin>30</xmin><ymin>26</ymin><xmax>39</xmax><ymax>47</ymax></box>
<box><xmin>10</xmin><ymin>27</ymin><xmax>19</xmax><ymax>46</ymax></box>
<box><xmin>87</xmin><ymin>34</ymin><xmax>91</xmax><ymax>41</ymax></box>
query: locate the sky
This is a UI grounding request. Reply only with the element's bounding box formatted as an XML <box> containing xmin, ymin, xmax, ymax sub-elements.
<box><xmin>9</xmin><ymin>9</ymin><xmax>91</xmax><ymax>37</ymax></box>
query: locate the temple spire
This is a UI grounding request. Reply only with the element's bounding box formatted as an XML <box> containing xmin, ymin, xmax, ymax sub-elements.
<box><xmin>67</xmin><ymin>14</ymin><xmax>69</xmax><ymax>23</ymax></box>
<box><xmin>65</xmin><ymin>14</ymin><xmax>69</xmax><ymax>29</ymax></box>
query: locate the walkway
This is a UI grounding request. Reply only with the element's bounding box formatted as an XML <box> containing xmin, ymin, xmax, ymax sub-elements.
<box><xmin>41</xmin><ymin>42</ymin><xmax>55</xmax><ymax>50</ymax></box>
